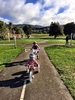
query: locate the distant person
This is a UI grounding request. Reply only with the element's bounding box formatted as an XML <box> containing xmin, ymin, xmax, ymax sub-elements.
<box><xmin>66</xmin><ymin>35</ymin><xmax>69</xmax><ymax>45</ymax></box>
<box><xmin>31</xmin><ymin>41</ymin><xmax>40</xmax><ymax>59</ymax></box>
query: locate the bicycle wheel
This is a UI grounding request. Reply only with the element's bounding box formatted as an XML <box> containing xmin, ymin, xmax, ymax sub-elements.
<box><xmin>29</xmin><ymin>71</ymin><xmax>33</xmax><ymax>82</ymax></box>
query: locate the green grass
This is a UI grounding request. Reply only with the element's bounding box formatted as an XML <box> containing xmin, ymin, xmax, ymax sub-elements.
<box><xmin>16</xmin><ymin>38</ymin><xmax>43</xmax><ymax>44</ymax></box>
<box><xmin>32</xmin><ymin>33</ymin><xmax>66</xmax><ymax>39</ymax></box>
<box><xmin>1</xmin><ymin>34</ymin><xmax>75</xmax><ymax>46</ymax></box>
<box><xmin>47</xmin><ymin>39</ymin><xmax>65</xmax><ymax>44</ymax></box>
<box><xmin>0</xmin><ymin>38</ymin><xmax>43</xmax><ymax>45</ymax></box>
<box><xmin>0</xmin><ymin>45</ymin><xmax>24</xmax><ymax>71</ymax></box>
<box><xmin>32</xmin><ymin>33</ymin><xmax>50</xmax><ymax>38</ymax></box>
<box><xmin>47</xmin><ymin>39</ymin><xmax>75</xmax><ymax>45</ymax></box>
<box><xmin>32</xmin><ymin>33</ymin><xmax>75</xmax><ymax>45</ymax></box>
<box><xmin>45</xmin><ymin>45</ymin><xmax>75</xmax><ymax>99</ymax></box>
<box><xmin>0</xmin><ymin>39</ymin><xmax>14</xmax><ymax>44</ymax></box>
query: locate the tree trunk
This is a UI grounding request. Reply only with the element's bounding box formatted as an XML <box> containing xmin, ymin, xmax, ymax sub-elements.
<box><xmin>65</xmin><ymin>36</ymin><xmax>69</xmax><ymax>45</ymax></box>
<box><xmin>54</xmin><ymin>35</ymin><xmax>56</xmax><ymax>39</ymax></box>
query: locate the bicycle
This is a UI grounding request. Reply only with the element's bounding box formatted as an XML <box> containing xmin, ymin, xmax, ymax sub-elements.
<box><xmin>25</xmin><ymin>65</ymin><xmax>40</xmax><ymax>82</ymax></box>
<box><xmin>32</xmin><ymin>49</ymin><xmax>40</xmax><ymax>59</ymax></box>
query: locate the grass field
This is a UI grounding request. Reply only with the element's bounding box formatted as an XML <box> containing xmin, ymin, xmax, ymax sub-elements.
<box><xmin>0</xmin><ymin>38</ymin><xmax>43</xmax><ymax>45</ymax></box>
<box><xmin>45</xmin><ymin>45</ymin><xmax>75</xmax><ymax>99</ymax></box>
<box><xmin>32</xmin><ymin>33</ymin><xmax>75</xmax><ymax>45</ymax></box>
<box><xmin>0</xmin><ymin>45</ymin><xmax>24</xmax><ymax>71</ymax></box>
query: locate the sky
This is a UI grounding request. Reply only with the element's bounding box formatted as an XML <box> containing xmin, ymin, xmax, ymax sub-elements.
<box><xmin>0</xmin><ymin>0</ymin><xmax>75</xmax><ymax>26</ymax></box>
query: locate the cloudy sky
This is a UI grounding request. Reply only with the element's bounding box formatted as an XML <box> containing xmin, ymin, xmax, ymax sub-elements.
<box><xmin>0</xmin><ymin>0</ymin><xmax>75</xmax><ymax>26</ymax></box>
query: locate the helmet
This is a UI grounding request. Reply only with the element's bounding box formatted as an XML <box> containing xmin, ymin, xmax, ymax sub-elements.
<box><xmin>29</xmin><ymin>53</ymin><xmax>35</xmax><ymax>58</ymax></box>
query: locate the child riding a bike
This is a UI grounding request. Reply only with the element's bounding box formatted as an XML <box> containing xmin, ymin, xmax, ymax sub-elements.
<box><xmin>25</xmin><ymin>53</ymin><xmax>40</xmax><ymax>79</ymax></box>
<box><xmin>31</xmin><ymin>41</ymin><xmax>40</xmax><ymax>59</ymax></box>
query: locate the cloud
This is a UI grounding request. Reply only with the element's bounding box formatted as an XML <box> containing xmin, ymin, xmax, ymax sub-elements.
<box><xmin>0</xmin><ymin>17</ymin><xmax>10</xmax><ymax>23</ymax></box>
<box><xmin>0</xmin><ymin>0</ymin><xmax>75</xmax><ymax>26</ymax></box>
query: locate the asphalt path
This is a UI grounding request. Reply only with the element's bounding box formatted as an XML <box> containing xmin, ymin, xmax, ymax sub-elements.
<box><xmin>0</xmin><ymin>43</ymin><xmax>74</xmax><ymax>100</ymax></box>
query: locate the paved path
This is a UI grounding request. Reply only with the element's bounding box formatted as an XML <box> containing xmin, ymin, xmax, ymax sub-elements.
<box><xmin>0</xmin><ymin>43</ymin><xmax>74</xmax><ymax>100</ymax></box>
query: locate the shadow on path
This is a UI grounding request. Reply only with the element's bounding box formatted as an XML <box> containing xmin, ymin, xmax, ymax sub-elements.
<box><xmin>0</xmin><ymin>60</ymin><xmax>28</xmax><ymax>68</ymax></box>
<box><xmin>0</xmin><ymin>71</ymin><xmax>30</xmax><ymax>88</ymax></box>
<box><xmin>0</xmin><ymin>57</ymin><xmax>39</xmax><ymax>88</ymax></box>
<box><xmin>0</xmin><ymin>70</ymin><xmax>38</xmax><ymax>88</ymax></box>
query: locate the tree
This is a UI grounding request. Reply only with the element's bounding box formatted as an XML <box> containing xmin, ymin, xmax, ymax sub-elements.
<box><xmin>0</xmin><ymin>21</ymin><xmax>9</xmax><ymax>39</ymax></box>
<box><xmin>12</xmin><ymin>26</ymin><xmax>25</xmax><ymax>38</ymax></box>
<box><xmin>63</xmin><ymin>22</ymin><xmax>75</xmax><ymax>45</ymax></box>
<box><xmin>13</xmin><ymin>26</ymin><xmax>24</xmax><ymax>34</ymax></box>
<box><xmin>16</xmin><ymin>27</ymin><xmax>24</xmax><ymax>35</ymax></box>
<box><xmin>23</xmin><ymin>25</ymin><xmax>32</xmax><ymax>38</ymax></box>
<box><xmin>63</xmin><ymin>22</ymin><xmax>75</xmax><ymax>35</ymax></box>
<box><xmin>8</xmin><ymin>22</ymin><xmax>13</xmax><ymax>30</ymax></box>
<box><xmin>49</xmin><ymin>22</ymin><xmax>63</xmax><ymax>38</ymax></box>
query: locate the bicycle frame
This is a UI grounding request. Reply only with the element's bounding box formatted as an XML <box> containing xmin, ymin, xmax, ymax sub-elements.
<box><xmin>25</xmin><ymin>65</ymin><xmax>34</xmax><ymax>82</ymax></box>
<box><xmin>25</xmin><ymin>65</ymin><xmax>40</xmax><ymax>82</ymax></box>
<box><xmin>32</xmin><ymin>49</ymin><xmax>39</xmax><ymax>54</ymax></box>
<box><xmin>32</xmin><ymin>49</ymin><xmax>39</xmax><ymax>59</ymax></box>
